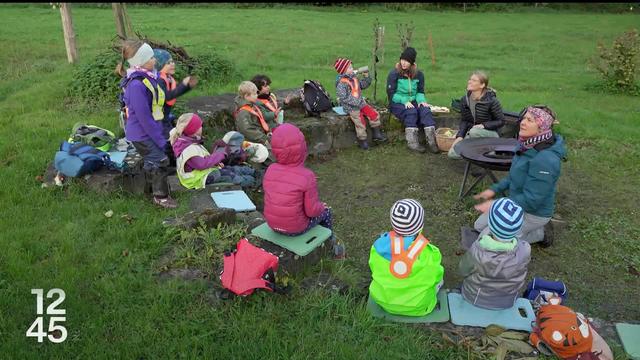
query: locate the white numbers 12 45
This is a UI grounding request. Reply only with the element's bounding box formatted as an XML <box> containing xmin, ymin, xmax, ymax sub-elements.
<box><xmin>26</xmin><ymin>289</ymin><xmax>67</xmax><ymax>343</ymax></box>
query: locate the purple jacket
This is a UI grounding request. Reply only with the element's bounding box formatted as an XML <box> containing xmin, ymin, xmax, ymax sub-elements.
<box><xmin>172</xmin><ymin>135</ymin><xmax>226</xmax><ymax>172</ymax></box>
<box><xmin>122</xmin><ymin>70</ymin><xmax>166</xmax><ymax>149</ymax></box>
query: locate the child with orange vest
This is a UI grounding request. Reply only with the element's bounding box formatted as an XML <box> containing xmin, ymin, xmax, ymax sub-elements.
<box><xmin>334</xmin><ymin>57</ymin><xmax>388</xmax><ymax>150</ymax></box>
<box><xmin>153</xmin><ymin>49</ymin><xmax>198</xmax><ymax>141</ymax></box>
<box><xmin>251</xmin><ymin>74</ymin><xmax>292</xmax><ymax>125</ymax></box>
<box><xmin>234</xmin><ymin>81</ymin><xmax>278</xmax><ymax>147</ymax></box>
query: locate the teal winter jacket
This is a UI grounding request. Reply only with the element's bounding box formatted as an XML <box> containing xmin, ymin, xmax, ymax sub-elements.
<box><xmin>386</xmin><ymin>63</ymin><xmax>427</xmax><ymax>105</ymax></box>
<box><xmin>491</xmin><ymin>135</ymin><xmax>566</xmax><ymax>218</ymax></box>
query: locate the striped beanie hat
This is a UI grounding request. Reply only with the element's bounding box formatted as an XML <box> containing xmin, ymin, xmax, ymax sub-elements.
<box><xmin>390</xmin><ymin>199</ymin><xmax>425</xmax><ymax>237</ymax></box>
<box><xmin>334</xmin><ymin>58</ymin><xmax>352</xmax><ymax>74</ymax></box>
<box><xmin>489</xmin><ymin>198</ymin><xmax>524</xmax><ymax>241</ymax></box>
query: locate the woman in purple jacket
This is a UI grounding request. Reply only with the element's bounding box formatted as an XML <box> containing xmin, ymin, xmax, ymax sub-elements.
<box><xmin>116</xmin><ymin>40</ymin><xmax>176</xmax><ymax>209</ymax></box>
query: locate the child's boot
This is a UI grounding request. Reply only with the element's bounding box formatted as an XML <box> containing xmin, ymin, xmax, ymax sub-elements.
<box><xmin>424</xmin><ymin>126</ymin><xmax>440</xmax><ymax>153</ymax></box>
<box><xmin>371</xmin><ymin>127</ymin><xmax>388</xmax><ymax>143</ymax></box>
<box><xmin>357</xmin><ymin>139</ymin><xmax>370</xmax><ymax>150</ymax></box>
<box><xmin>405</xmin><ymin>127</ymin><xmax>426</xmax><ymax>153</ymax></box>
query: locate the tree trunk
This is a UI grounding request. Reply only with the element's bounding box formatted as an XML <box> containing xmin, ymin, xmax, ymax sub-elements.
<box><xmin>112</xmin><ymin>3</ymin><xmax>134</xmax><ymax>39</ymax></box>
<box><xmin>59</xmin><ymin>3</ymin><xmax>78</xmax><ymax>64</ymax></box>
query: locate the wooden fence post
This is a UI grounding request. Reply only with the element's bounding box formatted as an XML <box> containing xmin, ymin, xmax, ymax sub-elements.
<box><xmin>59</xmin><ymin>3</ymin><xmax>78</xmax><ymax>64</ymax></box>
<box><xmin>112</xmin><ymin>3</ymin><xmax>134</xmax><ymax>39</ymax></box>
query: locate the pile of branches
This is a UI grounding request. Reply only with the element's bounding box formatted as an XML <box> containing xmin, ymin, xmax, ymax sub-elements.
<box><xmin>111</xmin><ymin>31</ymin><xmax>196</xmax><ymax>73</ymax></box>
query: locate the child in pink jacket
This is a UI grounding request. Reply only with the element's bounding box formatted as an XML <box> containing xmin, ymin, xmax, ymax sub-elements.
<box><xmin>262</xmin><ymin>123</ymin><xmax>344</xmax><ymax>258</ymax></box>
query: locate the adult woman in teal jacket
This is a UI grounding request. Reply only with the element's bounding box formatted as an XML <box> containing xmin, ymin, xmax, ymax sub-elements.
<box><xmin>386</xmin><ymin>47</ymin><xmax>438</xmax><ymax>153</ymax></box>
<box><xmin>472</xmin><ymin>105</ymin><xmax>566</xmax><ymax>247</ymax></box>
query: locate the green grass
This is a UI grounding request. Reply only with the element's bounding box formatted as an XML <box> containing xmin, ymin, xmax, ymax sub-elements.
<box><xmin>0</xmin><ymin>4</ymin><xmax>638</xmax><ymax>358</ymax></box>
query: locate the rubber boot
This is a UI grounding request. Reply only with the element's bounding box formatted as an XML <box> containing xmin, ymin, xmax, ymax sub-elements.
<box><xmin>405</xmin><ymin>127</ymin><xmax>426</xmax><ymax>153</ymax></box>
<box><xmin>371</xmin><ymin>127</ymin><xmax>388</xmax><ymax>144</ymax></box>
<box><xmin>424</xmin><ymin>126</ymin><xmax>440</xmax><ymax>153</ymax></box>
<box><xmin>357</xmin><ymin>139</ymin><xmax>370</xmax><ymax>150</ymax></box>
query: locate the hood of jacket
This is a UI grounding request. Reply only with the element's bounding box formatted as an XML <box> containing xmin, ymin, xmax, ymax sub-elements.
<box><xmin>471</xmin><ymin>236</ymin><xmax>530</xmax><ymax>278</ymax></box>
<box><xmin>172</xmin><ymin>135</ymin><xmax>202</xmax><ymax>157</ymax></box>
<box><xmin>271</xmin><ymin>123</ymin><xmax>307</xmax><ymax>166</ymax></box>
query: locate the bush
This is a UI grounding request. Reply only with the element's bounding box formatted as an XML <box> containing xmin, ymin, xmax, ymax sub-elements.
<box><xmin>591</xmin><ymin>29</ymin><xmax>640</xmax><ymax>95</ymax></box>
<box><xmin>66</xmin><ymin>47</ymin><xmax>238</xmax><ymax>108</ymax></box>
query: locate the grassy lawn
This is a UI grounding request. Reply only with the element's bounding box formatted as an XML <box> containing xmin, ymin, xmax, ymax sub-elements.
<box><xmin>0</xmin><ymin>4</ymin><xmax>638</xmax><ymax>358</ymax></box>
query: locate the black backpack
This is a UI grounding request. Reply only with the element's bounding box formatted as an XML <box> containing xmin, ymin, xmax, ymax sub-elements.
<box><xmin>301</xmin><ymin>80</ymin><xmax>333</xmax><ymax>117</ymax></box>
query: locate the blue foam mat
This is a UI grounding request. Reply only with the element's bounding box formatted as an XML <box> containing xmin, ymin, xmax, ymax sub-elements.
<box><xmin>210</xmin><ymin>190</ymin><xmax>256</xmax><ymax>212</ymax></box>
<box><xmin>332</xmin><ymin>106</ymin><xmax>347</xmax><ymax>115</ymax></box>
<box><xmin>448</xmin><ymin>292</ymin><xmax>535</xmax><ymax>332</ymax></box>
<box><xmin>107</xmin><ymin>151</ymin><xmax>127</xmax><ymax>167</ymax></box>
<box><xmin>250</xmin><ymin>222</ymin><xmax>332</xmax><ymax>256</ymax></box>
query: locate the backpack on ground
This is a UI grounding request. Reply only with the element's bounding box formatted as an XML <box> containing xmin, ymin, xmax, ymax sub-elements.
<box><xmin>54</xmin><ymin>141</ymin><xmax>111</xmax><ymax>177</ymax></box>
<box><xmin>301</xmin><ymin>80</ymin><xmax>333</xmax><ymax>117</ymax></box>
<box><xmin>68</xmin><ymin>122</ymin><xmax>117</xmax><ymax>152</ymax></box>
<box><xmin>220</xmin><ymin>238</ymin><xmax>280</xmax><ymax>296</ymax></box>
<box><xmin>530</xmin><ymin>298</ymin><xmax>612</xmax><ymax>360</ymax></box>
<box><xmin>523</xmin><ymin>277</ymin><xmax>568</xmax><ymax>308</ymax></box>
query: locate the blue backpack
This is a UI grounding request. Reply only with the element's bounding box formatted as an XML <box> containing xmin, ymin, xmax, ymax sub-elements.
<box><xmin>523</xmin><ymin>277</ymin><xmax>567</xmax><ymax>306</ymax></box>
<box><xmin>54</xmin><ymin>141</ymin><xmax>111</xmax><ymax>177</ymax></box>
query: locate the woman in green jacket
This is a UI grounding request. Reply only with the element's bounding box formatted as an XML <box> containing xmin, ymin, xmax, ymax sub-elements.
<box><xmin>386</xmin><ymin>47</ymin><xmax>439</xmax><ymax>153</ymax></box>
<box><xmin>472</xmin><ymin>105</ymin><xmax>566</xmax><ymax>247</ymax></box>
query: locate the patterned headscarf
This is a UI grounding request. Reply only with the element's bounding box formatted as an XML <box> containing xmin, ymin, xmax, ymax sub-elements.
<box><xmin>519</xmin><ymin>107</ymin><xmax>555</xmax><ymax>149</ymax></box>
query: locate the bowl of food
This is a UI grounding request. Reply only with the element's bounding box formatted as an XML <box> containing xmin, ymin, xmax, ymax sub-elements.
<box><xmin>435</xmin><ymin>127</ymin><xmax>457</xmax><ymax>152</ymax></box>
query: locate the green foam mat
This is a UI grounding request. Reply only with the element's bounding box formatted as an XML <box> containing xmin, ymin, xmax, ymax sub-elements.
<box><xmin>616</xmin><ymin>323</ymin><xmax>640</xmax><ymax>359</ymax></box>
<box><xmin>367</xmin><ymin>289</ymin><xmax>450</xmax><ymax>323</ymax></box>
<box><xmin>250</xmin><ymin>222</ymin><xmax>332</xmax><ymax>256</ymax></box>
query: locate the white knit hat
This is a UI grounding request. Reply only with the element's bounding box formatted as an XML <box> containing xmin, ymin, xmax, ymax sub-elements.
<box><xmin>127</xmin><ymin>43</ymin><xmax>154</xmax><ymax>67</ymax></box>
<box><xmin>390</xmin><ymin>199</ymin><xmax>425</xmax><ymax>236</ymax></box>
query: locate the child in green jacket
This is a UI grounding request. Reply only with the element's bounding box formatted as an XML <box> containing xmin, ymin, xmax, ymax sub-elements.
<box><xmin>368</xmin><ymin>199</ymin><xmax>444</xmax><ymax>316</ymax></box>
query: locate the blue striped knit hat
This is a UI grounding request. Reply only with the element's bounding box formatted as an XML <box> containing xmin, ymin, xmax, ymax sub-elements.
<box><xmin>489</xmin><ymin>198</ymin><xmax>524</xmax><ymax>241</ymax></box>
<box><xmin>390</xmin><ymin>199</ymin><xmax>424</xmax><ymax>237</ymax></box>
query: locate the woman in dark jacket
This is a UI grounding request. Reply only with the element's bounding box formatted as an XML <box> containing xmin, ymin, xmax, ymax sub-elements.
<box><xmin>448</xmin><ymin>71</ymin><xmax>505</xmax><ymax>159</ymax></box>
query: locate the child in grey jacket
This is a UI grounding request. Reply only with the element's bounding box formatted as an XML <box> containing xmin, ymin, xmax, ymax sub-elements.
<box><xmin>458</xmin><ymin>198</ymin><xmax>531</xmax><ymax>310</ymax></box>
<box><xmin>334</xmin><ymin>57</ymin><xmax>387</xmax><ymax>150</ymax></box>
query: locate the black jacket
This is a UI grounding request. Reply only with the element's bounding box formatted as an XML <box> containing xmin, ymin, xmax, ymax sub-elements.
<box><xmin>456</xmin><ymin>89</ymin><xmax>504</xmax><ymax>138</ymax></box>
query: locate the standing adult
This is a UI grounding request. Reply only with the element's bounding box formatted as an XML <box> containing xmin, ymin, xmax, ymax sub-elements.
<box><xmin>472</xmin><ymin>106</ymin><xmax>566</xmax><ymax>246</ymax></box>
<box><xmin>386</xmin><ymin>47</ymin><xmax>438</xmax><ymax>153</ymax></box>
<box><xmin>448</xmin><ymin>71</ymin><xmax>505</xmax><ymax>159</ymax></box>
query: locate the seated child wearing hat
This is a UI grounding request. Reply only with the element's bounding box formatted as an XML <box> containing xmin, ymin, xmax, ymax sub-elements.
<box><xmin>251</xmin><ymin>74</ymin><xmax>296</xmax><ymax>125</ymax></box>
<box><xmin>334</xmin><ymin>57</ymin><xmax>387</xmax><ymax>150</ymax></box>
<box><xmin>170</xmin><ymin>113</ymin><xmax>257</xmax><ymax>189</ymax></box>
<box><xmin>458</xmin><ymin>198</ymin><xmax>531</xmax><ymax>310</ymax></box>
<box><xmin>234</xmin><ymin>81</ymin><xmax>278</xmax><ymax>147</ymax></box>
<box><xmin>263</xmin><ymin>123</ymin><xmax>345</xmax><ymax>258</ymax></box>
<box><xmin>368</xmin><ymin>199</ymin><xmax>444</xmax><ymax>316</ymax></box>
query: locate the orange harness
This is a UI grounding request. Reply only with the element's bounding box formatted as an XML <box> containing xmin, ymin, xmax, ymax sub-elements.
<box><xmin>258</xmin><ymin>94</ymin><xmax>280</xmax><ymax>115</ymax></box>
<box><xmin>339</xmin><ymin>77</ymin><xmax>361</xmax><ymax>98</ymax></box>
<box><xmin>159</xmin><ymin>72</ymin><xmax>177</xmax><ymax>106</ymax></box>
<box><xmin>389</xmin><ymin>231</ymin><xmax>429</xmax><ymax>279</ymax></box>
<box><xmin>236</xmin><ymin>104</ymin><xmax>270</xmax><ymax>133</ymax></box>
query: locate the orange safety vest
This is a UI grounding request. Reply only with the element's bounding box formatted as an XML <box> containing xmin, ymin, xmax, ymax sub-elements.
<box><xmin>388</xmin><ymin>230</ymin><xmax>430</xmax><ymax>279</ymax></box>
<box><xmin>339</xmin><ymin>77</ymin><xmax>361</xmax><ymax>98</ymax></box>
<box><xmin>236</xmin><ymin>104</ymin><xmax>270</xmax><ymax>133</ymax></box>
<box><xmin>258</xmin><ymin>94</ymin><xmax>280</xmax><ymax>115</ymax></box>
<box><xmin>159</xmin><ymin>72</ymin><xmax>177</xmax><ymax>106</ymax></box>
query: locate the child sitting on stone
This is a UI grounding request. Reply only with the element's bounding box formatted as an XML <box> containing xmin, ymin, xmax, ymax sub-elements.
<box><xmin>234</xmin><ymin>81</ymin><xmax>278</xmax><ymax>147</ymax></box>
<box><xmin>262</xmin><ymin>123</ymin><xmax>345</xmax><ymax>259</ymax></box>
<box><xmin>458</xmin><ymin>198</ymin><xmax>531</xmax><ymax>310</ymax></box>
<box><xmin>170</xmin><ymin>113</ymin><xmax>257</xmax><ymax>189</ymax></box>
<box><xmin>334</xmin><ymin>57</ymin><xmax>387</xmax><ymax>150</ymax></box>
<box><xmin>368</xmin><ymin>199</ymin><xmax>444</xmax><ymax>316</ymax></box>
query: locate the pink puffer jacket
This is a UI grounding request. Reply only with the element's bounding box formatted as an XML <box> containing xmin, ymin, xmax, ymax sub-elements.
<box><xmin>263</xmin><ymin>123</ymin><xmax>325</xmax><ymax>234</ymax></box>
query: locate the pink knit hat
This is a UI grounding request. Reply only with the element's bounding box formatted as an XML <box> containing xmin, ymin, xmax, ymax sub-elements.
<box><xmin>334</xmin><ymin>58</ymin><xmax>352</xmax><ymax>74</ymax></box>
<box><xmin>183</xmin><ymin>113</ymin><xmax>203</xmax><ymax>136</ymax></box>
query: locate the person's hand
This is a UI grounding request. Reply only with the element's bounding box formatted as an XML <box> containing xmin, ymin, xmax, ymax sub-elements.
<box><xmin>182</xmin><ymin>76</ymin><xmax>191</xmax><ymax>86</ymax></box>
<box><xmin>473</xmin><ymin>189</ymin><xmax>496</xmax><ymax>201</ymax></box>
<box><xmin>418</xmin><ymin>102</ymin><xmax>429</xmax><ymax>108</ymax></box>
<box><xmin>452</xmin><ymin>137</ymin><xmax>464</xmax><ymax>145</ymax></box>
<box><xmin>474</xmin><ymin>199</ymin><xmax>494</xmax><ymax>214</ymax></box>
<box><xmin>362</xmin><ymin>71</ymin><xmax>370</xmax><ymax>78</ymax></box>
<box><xmin>217</xmin><ymin>162</ymin><xmax>225</xmax><ymax>169</ymax></box>
<box><xmin>188</xmin><ymin>75</ymin><xmax>198</xmax><ymax>88</ymax></box>
<box><xmin>472</xmin><ymin>124</ymin><xmax>484</xmax><ymax>129</ymax></box>
<box><xmin>405</xmin><ymin>102</ymin><xmax>415</xmax><ymax>109</ymax></box>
